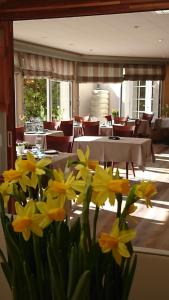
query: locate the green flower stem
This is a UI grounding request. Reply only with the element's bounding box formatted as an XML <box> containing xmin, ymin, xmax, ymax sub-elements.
<box><xmin>33</xmin><ymin>234</ymin><xmax>44</xmax><ymax>300</ymax></box>
<box><xmin>92</xmin><ymin>205</ymin><xmax>99</xmax><ymax>245</ymax></box>
<box><xmin>81</xmin><ymin>185</ymin><xmax>92</xmax><ymax>254</ymax></box>
<box><xmin>120</xmin><ymin>185</ymin><xmax>137</xmax><ymax>222</ymax></box>
<box><xmin>116</xmin><ymin>193</ymin><xmax>122</xmax><ymax>219</ymax></box>
<box><xmin>37</xmin><ymin>176</ymin><xmax>43</xmax><ymax>201</ymax></box>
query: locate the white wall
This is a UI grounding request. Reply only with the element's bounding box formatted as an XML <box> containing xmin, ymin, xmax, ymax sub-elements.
<box><xmin>79</xmin><ymin>83</ymin><xmax>96</xmax><ymax>116</ymax></box>
<box><xmin>60</xmin><ymin>81</ymin><xmax>71</xmax><ymax>120</ymax></box>
<box><xmin>99</xmin><ymin>83</ymin><xmax>121</xmax><ymax>114</ymax></box>
<box><xmin>79</xmin><ymin>82</ymin><xmax>121</xmax><ymax>117</ymax></box>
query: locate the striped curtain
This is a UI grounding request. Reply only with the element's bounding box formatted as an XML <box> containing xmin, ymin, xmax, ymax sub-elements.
<box><xmin>51</xmin><ymin>57</ymin><xmax>74</xmax><ymax>80</ymax></box>
<box><xmin>77</xmin><ymin>62</ymin><xmax>123</xmax><ymax>82</ymax></box>
<box><xmin>124</xmin><ymin>64</ymin><xmax>166</xmax><ymax>80</ymax></box>
<box><xmin>14</xmin><ymin>51</ymin><xmax>75</xmax><ymax>80</ymax></box>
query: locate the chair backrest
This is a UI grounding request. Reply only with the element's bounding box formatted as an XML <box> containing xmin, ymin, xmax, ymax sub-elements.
<box><xmin>134</xmin><ymin>119</ymin><xmax>142</xmax><ymax>136</ymax></box>
<box><xmin>43</xmin><ymin>121</ymin><xmax>57</xmax><ymax>130</ymax></box>
<box><xmin>82</xmin><ymin>121</ymin><xmax>100</xmax><ymax>136</ymax></box>
<box><xmin>46</xmin><ymin>135</ymin><xmax>74</xmax><ymax>153</ymax></box>
<box><xmin>105</xmin><ymin>115</ymin><xmax>112</xmax><ymax>124</ymax></box>
<box><xmin>74</xmin><ymin>115</ymin><xmax>89</xmax><ymax>123</ymax></box>
<box><xmin>113</xmin><ymin>116</ymin><xmax>129</xmax><ymax>125</ymax></box>
<box><xmin>142</xmin><ymin>112</ymin><xmax>154</xmax><ymax>126</ymax></box>
<box><xmin>113</xmin><ymin>125</ymin><xmax>135</xmax><ymax>137</ymax></box>
<box><xmin>15</xmin><ymin>127</ymin><xmax>24</xmax><ymax>141</ymax></box>
<box><xmin>60</xmin><ymin>120</ymin><xmax>74</xmax><ymax>136</ymax></box>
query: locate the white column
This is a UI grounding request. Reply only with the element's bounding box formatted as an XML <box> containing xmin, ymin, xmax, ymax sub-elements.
<box><xmin>46</xmin><ymin>78</ymin><xmax>52</xmax><ymax>121</ymax></box>
<box><xmin>15</xmin><ymin>73</ymin><xmax>24</xmax><ymax>127</ymax></box>
<box><xmin>60</xmin><ymin>81</ymin><xmax>71</xmax><ymax>119</ymax></box>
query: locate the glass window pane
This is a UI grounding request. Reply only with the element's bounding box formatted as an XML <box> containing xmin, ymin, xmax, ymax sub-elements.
<box><xmin>140</xmin><ymin>87</ymin><xmax>146</xmax><ymax>98</ymax></box>
<box><xmin>139</xmin><ymin>100</ymin><xmax>145</xmax><ymax>111</ymax></box>
<box><xmin>51</xmin><ymin>81</ymin><xmax>61</xmax><ymax>120</ymax></box>
<box><xmin>140</xmin><ymin>80</ymin><xmax>146</xmax><ymax>86</ymax></box>
<box><xmin>24</xmin><ymin>79</ymin><xmax>47</xmax><ymax>121</ymax></box>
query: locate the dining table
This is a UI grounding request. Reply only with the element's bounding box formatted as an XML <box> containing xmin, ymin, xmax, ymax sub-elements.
<box><xmin>73</xmin><ymin>136</ymin><xmax>152</xmax><ymax>168</ymax></box>
<box><xmin>24</xmin><ymin>129</ymin><xmax>64</xmax><ymax>149</ymax></box>
<box><xmin>47</xmin><ymin>152</ymin><xmax>77</xmax><ymax>171</ymax></box>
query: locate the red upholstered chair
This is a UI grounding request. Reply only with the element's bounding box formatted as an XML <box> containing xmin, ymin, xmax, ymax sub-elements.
<box><xmin>112</xmin><ymin>125</ymin><xmax>136</xmax><ymax>178</ymax></box>
<box><xmin>82</xmin><ymin>121</ymin><xmax>100</xmax><ymax>136</ymax></box>
<box><xmin>46</xmin><ymin>135</ymin><xmax>74</xmax><ymax>153</ymax></box>
<box><xmin>43</xmin><ymin>121</ymin><xmax>61</xmax><ymax>130</ymax></box>
<box><xmin>74</xmin><ymin>115</ymin><xmax>89</xmax><ymax>123</ymax></box>
<box><xmin>60</xmin><ymin>120</ymin><xmax>74</xmax><ymax>136</ymax></box>
<box><xmin>113</xmin><ymin>116</ymin><xmax>129</xmax><ymax>125</ymax></box>
<box><xmin>141</xmin><ymin>112</ymin><xmax>154</xmax><ymax>126</ymax></box>
<box><xmin>105</xmin><ymin>115</ymin><xmax>112</xmax><ymax>125</ymax></box>
<box><xmin>15</xmin><ymin>126</ymin><xmax>24</xmax><ymax>142</ymax></box>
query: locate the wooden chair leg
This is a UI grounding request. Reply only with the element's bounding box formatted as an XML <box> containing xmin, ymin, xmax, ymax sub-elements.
<box><xmin>151</xmin><ymin>142</ymin><xmax>155</xmax><ymax>162</ymax></box>
<box><xmin>126</xmin><ymin>162</ymin><xmax>129</xmax><ymax>179</ymax></box>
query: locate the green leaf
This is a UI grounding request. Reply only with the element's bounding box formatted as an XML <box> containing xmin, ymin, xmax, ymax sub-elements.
<box><xmin>122</xmin><ymin>254</ymin><xmax>137</xmax><ymax>300</ymax></box>
<box><xmin>71</xmin><ymin>270</ymin><xmax>90</xmax><ymax>300</ymax></box>
<box><xmin>67</xmin><ymin>245</ymin><xmax>79</xmax><ymax>299</ymax></box>
<box><xmin>70</xmin><ymin>217</ymin><xmax>81</xmax><ymax>245</ymax></box>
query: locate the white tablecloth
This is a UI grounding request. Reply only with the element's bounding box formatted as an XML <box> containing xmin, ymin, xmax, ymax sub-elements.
<box><xmin>24</xmin><ymin>130</ymin><xmax>63</xmax><ymax>148</ymax></box>
<box><xmin>73</xmin><ymin>136</ymin><xmax>152</xmax><ymax>167</ymax></box>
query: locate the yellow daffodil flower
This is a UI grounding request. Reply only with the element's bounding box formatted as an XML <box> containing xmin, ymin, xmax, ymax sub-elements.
<box><xmin>46</xmin><ymin>169</ymin><xmax>77</xmax><ymax>206</ymax></box>
<box><xmin>36</xmin><ymin>195</ymin><xmax>65</xmax><ymax>229</ymax></box>
<box><xmin>75</xmin><ymin>147</ymin><xmax>99</xmax><ymax>179</ymax></box>
<box><xmin>98</xmin><ymin>218</ymin><xmax>136</xmax><ymax>265</ymax></box>
<box><xmin>135</xmin><ymin>180</ymin><xmax>157</xmax><ymax>207</ymax></box>
<box><xmin>0</xmin><ymin>182</ymin><xmax>13</xmax><ymax>208</ymax></box>
<box><xmin>16</xmin><ymin>152</ymin><xmax>52</xmax><ymax>189</ymax></box>
<box><xmin>3</xmin><ymin>169</ymin><xmax>30</xmax><ymax>192</ymax></box>
<box><xmin>12</xmin><ymin>200</ymin><xmax>43</xmax><ymax>241</ymax></box>
<box><xmin>92</xmin><ymin>166</ymin><xmax>130</xmax><ymax>206</ymax></box>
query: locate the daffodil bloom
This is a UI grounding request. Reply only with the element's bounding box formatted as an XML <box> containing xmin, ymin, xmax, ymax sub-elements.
<box><xmin>135</xmin><ymin>181</ymin><xmax>157</xmax><ymax>207</ymax></box>
<box><xmin>16</xmin><ymin>152</ymin><xmax>52</xmax><ymax>189</ymax></box>
<box><xmin>46</xmin><ymin>169</ymin><xmax>77</xmax><ymax>206</ymax></box>
<box><xmin>36</xmin><ymin>195</ymin><xmax>65</xmax><ymax>229</ymax></box>
<box><xmin>0</xmin><ymin>182</ymin><xmax>13</xmax><ymax>208</ymax></box>
<box><xmin>92</xmin><ymin>166</ymin><xmax>130</xmax><ymax>206</ymax></box>
<box><xmin>12</xmin><ymin>200</ymin><xmax>43</xmax><ymax>241</ymax></box>
<box><xmin>75</xmin><ymin>147</ymin><xmax>99</xmax><ymax>179</ymax></box>
<box><xmin>3</xmin><ymin>169</ymin><xmax>30</xmax><ymax>192</ymax></box>
<box><xmin>98</xmin><ymin>218</ymin><xmax>136</xmax><ymax>265</ymax></box>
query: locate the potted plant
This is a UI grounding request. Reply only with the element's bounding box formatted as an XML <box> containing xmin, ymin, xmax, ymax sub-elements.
<box><xmin>112</xmin><ymin>109</ymin><xmax>119</xmax><ymax>119</ymax></box>
<box><xmin>0</xmin><ymin>148</ymin><xmax>156</xmax><ymax>300</ymax></box>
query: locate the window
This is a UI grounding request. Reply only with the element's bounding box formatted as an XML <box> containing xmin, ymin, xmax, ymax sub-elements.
<box><xmin>122</xmin><ymin>80</ymin><xmax>160</xmax><ymax>119</ymax></box>
<box><xmin>21</xmin><ymin>78</ymin><xmax>71</xmax><ymax>123</ymax></box>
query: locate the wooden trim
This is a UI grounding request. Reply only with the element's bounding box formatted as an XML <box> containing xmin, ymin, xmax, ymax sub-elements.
<box><xmin>0</xmin><ymin>21</ymin><xmax>16</xmax><ymax>168</ymax></box>
<box><xmin>0</xmin><ymin>1</ymin><xmax>169</xmax><ymax>21</ymax></box>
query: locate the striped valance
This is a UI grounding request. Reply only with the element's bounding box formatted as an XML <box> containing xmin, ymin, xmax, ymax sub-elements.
<box><xmin>14</xmin><ymin>51</ymin><xmax>75</xmax><ymax>80</ymax></box>
<box><xmin>77</xmin><ymin>62</ymin><xmax>123</xmax><ymax>83</ymax></box>
<box><xmin>124</xmin><ymin>64</ymin><xmax>166</xmax><ymax>80</ymax></box>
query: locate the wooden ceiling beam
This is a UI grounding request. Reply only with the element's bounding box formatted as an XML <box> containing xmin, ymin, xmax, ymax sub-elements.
<box><xmin>0</xmin><ymin>0</ymin><xmax>169</xmax><ymax>21</ymax></box>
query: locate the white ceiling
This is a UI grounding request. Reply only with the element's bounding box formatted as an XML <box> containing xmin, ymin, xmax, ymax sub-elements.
<box><xmin>13</xmin><ymin>10</ymin><xmax>169</xmax><ymax>59</ymax></box>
